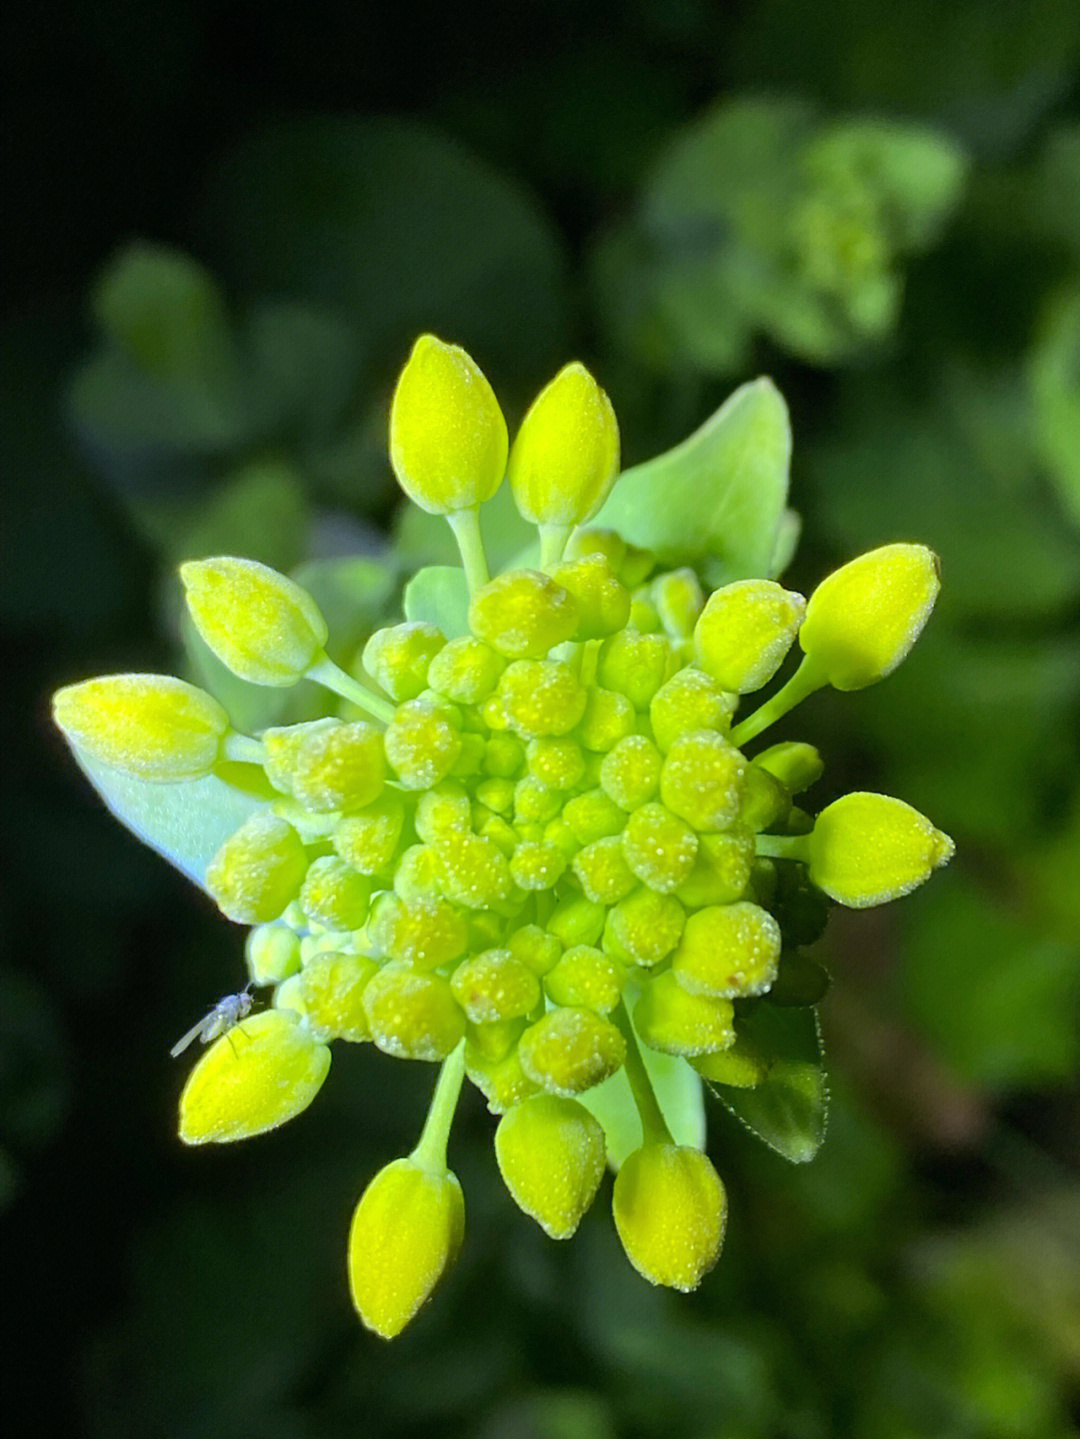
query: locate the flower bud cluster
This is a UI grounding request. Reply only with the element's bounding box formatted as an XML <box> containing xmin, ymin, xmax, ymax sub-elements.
<box><xmin>53</xmin><ymin>333</ymin><xmax>954</xmax><ymax>1336</ymax></box>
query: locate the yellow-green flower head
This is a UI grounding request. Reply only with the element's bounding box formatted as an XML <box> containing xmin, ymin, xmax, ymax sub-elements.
<box><xmin>612</xmin><ymin>1143</ymin><xmax>727</xmax><ymax>1292</ymax></box>
<box><xmin>508</xmin><ymin>361</ymin><xmax>620</xmax><ymax>527</ymax></box>
<box><xmin>179</xmin><ymin>1010</ymin><xmax>331</xmax><ymax>1144</ymax></box>
<box><xmin>495</xmin><ymin>1094</ymin><xmax>606</xmax><ymax>1239</ymax></box>
<box><xmin>389</xmin><ymin>334</ymin><xmax>508</xmax><ymax>514</ymax></box>
<box><xmin>808</xmin><ymin>791</ymin><xmax>955</xmax><ymax>907</ymax></box>
<box><xmin>798</xmin><ymin>543</ymin><xmax>940</xmax><ymax>691</ymax></box>
<box><xmin>348</xmin><ymin>1157</ymin><xmax>465</xmax><ymax>1338</ymax></box>
<box><xmin>694</xmin><ymin>580</ymin><xmax>807</xmax><ymax>693</ymax></box>
<box><xmin>52</xmin><ymin>673</ymin><xmax>228</xmax><ymax>781</ymax></box>
<box><xmin>181</xmin><ymin>556</ymin><xmax>329</xmax><ymax>686</ymax></box>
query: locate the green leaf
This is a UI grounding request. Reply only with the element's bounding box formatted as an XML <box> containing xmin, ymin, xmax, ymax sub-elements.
<box><xmin>393</xmin><ymin>483</ymin><xmax>536</xmax><ymax>576</ymax></box>
<box><xmin>580</xmin><ymin>1045</ymin><xmax>706</xmax><ymax>1169</ymax></box>
<box><xmin>292</xmin><ymin>554</ymin><xmax>399</xmax><ymax>660</ymax></box>
<box><xmin>176</xmin><ymin>458</ymin><xmax>310</xmax><ymax>571</ymax></box>
<box><xmin>403</xmin><ymin>565</ymin><xmax>471</xmax><ymax>638</ymax></box>
<box><xmin>593</xmin><ymin>378</ymin><xmax>792</xmax><ymax>582</ymax></box>
<box><xmin>705</xmin><ymin>1003</ymin><xmax>827</xmax><ymax>1163</ymax></box>
<box><xmin>1029</xmin><ymin>285</ymin><xmax>1080</xmax><ymax>530</ymax></box>
<box><xmin>68</xmin><ymin>743</ymin><xmax>269</xmax><ymax>893</ymax></box>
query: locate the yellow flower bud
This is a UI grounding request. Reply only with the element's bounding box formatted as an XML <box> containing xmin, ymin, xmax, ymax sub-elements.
<box><xmin>672</xmin><ymin>901</ymin><xmax>781</xmax><ymax>999</ymax></box>
<box><xmin>389</xmin><ymin>334</ymin><xmax>508</xmax><ymax>514</ymax></box>
<box><xmin>495</xmin><ymin>1095</ymin><xmax>606</xmax><ymax>1239</ymax></box>
<box><xmin>348</xmin><ymin>1157</ymin><xmax>465</xmax><ymax>1338</ymax></box>
<box><xmin>693</xmin><ymin>580</ymin><xmax>806</xmax><ymax>694</ymax></box>
<box><xmin>179</xmin><ymin>1010</ymin><xmax>331</xmax><ymax>1144</ymax></box>
<box><xmin>206</xmin><ymin>813</ymin><xmax>309</xmax><ymax>923</ymax></box>
<box><xmin>52</xmin><ymin>673</ymin><xmax>228</xmax><ymax>781</ymax></box>
<box><xmin>518</xmin><ymin>1007</ymin><xmax>626</xmax><ymax>1095</ymax></box>
<box><xmin>634</xmin><ymin>970</ymin><xmax>736</xmax><ymax>1057</ymax></box>
<box><xmin>180</xmin><ymin>557</ymin><xmax>328</xmax><ymax>687</ymax></box>
<box><xmin>612</xmin><ymin>1143</ymin><xmax>727</xmax><ymax>1291</ymax></box>
<box><xmin>798</xmin><ymin>543</ymin><xmax>940</xmax><ymax>691</ymax></box>
<box><xmin>808</xmin><ymin>791</ymin><xmax>955</xmax><ymax>907</ymax></box>
<box><xmin>508</xmin><ymin>362</ymin><xmax>620</xmax><ymax>526</ymax></box>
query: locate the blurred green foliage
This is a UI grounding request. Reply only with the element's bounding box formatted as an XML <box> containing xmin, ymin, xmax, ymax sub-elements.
<box><xmin>3</xmin><ymin>0</ymin><xmax>1079</xmax><ymax>1435</ymax></box>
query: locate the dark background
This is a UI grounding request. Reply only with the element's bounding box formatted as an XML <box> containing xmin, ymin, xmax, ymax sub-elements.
<box><xmin>3</xmin><ymin>3</ymin><xmax>1080</xmax><ymax>1437</ymax></box>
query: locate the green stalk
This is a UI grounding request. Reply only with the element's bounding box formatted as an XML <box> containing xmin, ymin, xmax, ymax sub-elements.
<box><xmin>612</xmin><ymin>1001</ymin><xmax>672</xmax><ymax>1146</ymax></box>
<box><xmin>729</xmin><ymin>656</ymin><xmax>826</xmax><ymax>748</ymax></box>
<box><xmin>306</xmin><ymin>654</ymin><xmax>396</xmax><ymax>724</ymax></box>
<box><xmin>446</xmin><ymin>506</ymin><xmax>490</xmax><ymax>596</ymax></box>
<box><xmin>754</xmin><ymin>833</ymin><xmax>812</xmax><ymax>862</ymax></box>
<box><xmin>411</xmin><ymin>1041</ymin><xmax>466</xmax><ymax>1173</ymax></box>
<box><xmin>222</xmin><ymin>733</ymin><xmax>266</xmax><ymax>765</ymax></box>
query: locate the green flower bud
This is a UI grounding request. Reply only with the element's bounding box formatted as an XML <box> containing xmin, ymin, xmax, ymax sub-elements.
<box><xmin>597</xmin><ymin>631</ymin><xmax>675</xmax><ymax>709</ymax></box>
<box><xmin>180</xmin><ymin>557</ymin><xmax>328</xmax><ymax>686</ymax></box>
<box><xmin>659</xmin><ymin>730</ymin><xmax>747</xmax><ymax>833</ymax></box>
<box><xmin>674</xmin><ymin>830</ymin><xmax>754</xmax><ymax>908</ymax></box>
<box><xmin>384</xmin><ymin>699</ymin><xmax>461</xmax><ymax>790</ymax></box>
<box><xmin>362</xmin><ymin>622</ymin><xmax>445</xmax><ymax>702</ymax></box>
<box><xmin>414</xmin><ymin>782</ymin><xmax>472</xmax><ymax>843</ymax></box>
<box><xmin>544</xmin><ymin>944</ymin><xmax>624</xmax><ymax>1013</ymax></box>
<box><xmin>433</xmin><ymin>832</ymin><xmax>512</xmax><ymax>909</ymax></box>
<box><xmin>649</xmin><ymin>668</ymin><xmax>737</xmax><ymax>753</ymax></box>
<box><xmin>475</xmin><ymin>776</ymin><xmax>515</xmax><ymax>814</ymax></box>
<box><xmin>363</xmin><ymin>963</ymin><xmax>465</xmax><ymax>1061</ymax></box>
<box><xmin>299</xmin><ymin>855</ymin><xmax>372</xmax><ymax>929</ymax></box>
<box><xmin>526</xmin><ymin>736</ymin><xmax>587</xmax><ymax>791</ymax></box>
<box><xmin>599</xmin><ymin>735</ymin><xmax>663</xmax><ymax>812</ymax></box>
<box><xmin>752</xmin><ymin>741</ymin><xmax>824</xmax><ymax>795</ymax></box>
<box><xmin>549</xmin><ymin>555</ymin><xmax>632</xmax><ymax>639</ymax></box>
<box><xmin>693</xmin><ymin>581</ymin><xmax>806</xmax><ymax>693</ymax></box>
<box><xmin>427</xmin><ymin>636</ymin><xmax>505</xmax><ymax>705</ymax></box>
<box><xmin>575</xmin><ymin>687</ymin><xmax>637</xmax><ymax>753</ymax></box>
<box><xmin>604</xmin><ymin>886</ymin><xmax>686</xmax><ymax>967</ymax></box>
<box><xmin>495</xmin><ymin>1094</ymin><xmax>607</xmax><ymax>1239</ymax></box>
<box><xmin>508</xmin><ymin>924</ymin><xmax>563</xmax><ymax>977</ymax></box>
<box><xmin>546</xmin><ymin>894</ymin><xmax>607</xmax><ymax>948</ymax></box>
<box><xmin>300</xmin><ymin>951</ymin><xmax>379</xmax><ymax>1042</ymax></box>
<box><xmin>332</xmin><ymin>794</ymin><xmax>406</xmax><ymax>876</ymax></box>
<box><xmin>652</xmin><ymin>568</ymin><xmax>705</xmax><ymax>639</ymax></box>
<box><xmin>622</xmin><ymin>803</ymin><xmax>698</xmax><ymax>893</ymax></box>
<box><xmin>466</xmin><ymin>1039</ymin><xmax>539</xmax><ymax>1114</ymax></box>
<box><xmin>206</xmin><ymin>813</ymin><xmax>308</xmax><ymax>923</ymax></box>
<box><xmin>53</xmin><ymin>673</ymin><xmax>229</xmax><ymax>781</ymax></box>
<box><xmin>273</xmin><ymin>972</ymin><xmax>309</xmax><ymax>1019</ymax></box>
<box><xmin>799</xmin><ymin>543</ymin><xmax>940</xmax><ymax>690</ymax></box>
<box><xmin>450</xmin><ymin>948</ymin><xmax>541</xmax><ymax>1024</ymax></box>
<box><xmin>571</xmin><ymin>836</ymin><xmax>637</xmax><ymax>905</ymax></box>
<box><xmin>389</xmin><ymin>334</ymin><xmax>508</xmax><ymax>514</ymax></box>
<box><xmin>508</xmin><ymin>361</ymin><xmax>620</xmax><ymax>527</ymax></box>
<box><xmin>348</xmin><ymin>1157</ymin><xmax>465</xmax><ymax>1338</ymax></box>
<box><xmin>612</xmin><ymin>1143</ymin><xmax>727</xmax><ymax>1291</ymax></box>
<box><xmin>483</xmin><ymin>732</ymin><xmax>526</xmax><ymax>778</ymax></box>
<box><xmin>179</xmin><ymin>1010</ymin><xmax>331</xmax><ymax>1143</ymax></box>
<box><xmin>807</xmin><ymin>791</ymin><xmax>954</xmax><ymax>907</ymax></box>
<box><xmin>691</xmin><ymin>1029</ymin><xmax>770</xmax><ymax>1088</ymax></box>
<box><xmin>263</xmin><ymin>718</ymin><xmax>385</xmax><ymax>812</ymax></box>
<box><xmin>629</xmin><ymin>596</ymin><xmax>662</xmax><ymax>632</ymax></box>
<box><xmin>509</xmin><ymin>839</ymin><xmax>568</xmax><ymax>891</ymax></box>
<box><xmin>672</xmin><ymin>902</ymin><xmax>782</xmax><ymax>999</ymax></box>
<box><xmin>245</xmin><ymin>922</ymin><xmax>302</xmax><ymax>986</ymax></box>
<box><xmin>492</xmin><ymin>660</ymin><xmax>588</xmax><ymax>739</ymax></box>
<box><xmin>513</xmin><ymin>775</ymin><xmax>562</xmax><ymax>824</ymax></box>
<box><xmin>518</xmin><ymin>1007</ymin><xmax>626</xmax><ymax>1096</ymax></box>
<box><xmin>738</xmin><ymin>764</ymin><xmax>791</xmax><ymax>833</ymax></box>
<box><xmin>368</xmin><ymin>893</ymin><xmax>468</xmax><ymax>970</ymax></box>
<box><xmin>635</xmin><ymin>970</ymin><xmax>736</xmax><ymax>1057</ymax></box>
<box><xmin>469</xmin><ymin>570</ymin><xmax>579</xmax><ymax>660</ymax></box>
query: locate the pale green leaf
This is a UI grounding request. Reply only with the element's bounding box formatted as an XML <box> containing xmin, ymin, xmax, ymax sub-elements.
<box><xmin>593</xmin><ymin>378</ymin><xmax>792</xmax><ymax>581</ymax></box>
<box><xmin>403</xmin><ymin>565</ymin><xmax>471</xmax><ymax>638</ymax></box>
<box><xmin>580</xmin><ymin>1043</ymin><xmax>705</xmax><ymax>1169</ymax></box>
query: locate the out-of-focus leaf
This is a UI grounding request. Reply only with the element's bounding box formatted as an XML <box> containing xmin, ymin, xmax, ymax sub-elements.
<box><xmin>67</xmin><ymin>743</ymin><xmax>269</xmax><ymax>893</ymax></box>
<box><xmin>393</xmin><ymin>482</ymin><xmax>536</xmax><ymax>577</ymax></box>
<box><xmin>403</xmin><ymin>566</ymin><xmax>471</xmax><ymax>639</ymax></box>
<box><xmin>291</xmin><ymin>554</ymin><xmax>399</xmax><ymax>660</ymax></box>
<box><xmin>899</xmin><ymin>876</ymin><xmax>1080</xmax><ymax>1089</ymax></box>
<box><xmin>706</xmin><ymin>1003</ymin><xmax>827</xmax><ymax>1163</ymax></box>
<box><xmin>594</xmin><ymin>378</ymin><xmax>792</xmax><ymax>582</ymax></box>
<box><xmin>246</xmin><ymin>299</ymin><xmax>363</xmax><ymax>445</ymax></box>
<box><xmin>1029</xmin><ymin>285</ymin><xmax>1080</xmax><ymax>529</ymax></box>
<box><xmin>177</xmin><ymin>458</ymin><xmax>310</xmax><ymax>571</ymax></box>
<box><xmin>197</xmin><ymin>116</ymin><xmax>570</xmax><ymax>383</ymax></box>
<box><xmin>580</xmin><ymin>1042</ymin><xmax>705</xmax><ymax>1169</ymax></box>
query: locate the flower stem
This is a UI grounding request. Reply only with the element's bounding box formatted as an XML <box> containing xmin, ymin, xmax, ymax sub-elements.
<box><xmin>755</xmin><ymin>833</ymin><xmax>812</xmax><ymax>862</ymax></box>
<box><xmin>222</xmin><ymin>732</ymin><xmax>266</xmax><ymax>764</ymax></box>
<box><xmin>539</xmin><ymin>522</ymin><xmax>572</xmax><ymax>570</ymax></box>
<box><xmin>411</xmin><ymin>1040</ymin><xmax>466</xmax><ymax>1173</ymax></box>
<box><xmin>729</xmin><ymin>656</ymin><xmax>826</xmax><ymax>748</ymax></box>
<box><xmin>446</xmin><ymin>507</ymin><xmax>490</xmax><ymax>596</ymax></box>
<box><xmin>306</xmin><ymin>655</ymin><xmax>396</xmax><ymax>724</ymax></box>
<box><xmin>612</xmin><ymin>1001</ymin><xmax>672</xmax><ymax>1146</ymax></box>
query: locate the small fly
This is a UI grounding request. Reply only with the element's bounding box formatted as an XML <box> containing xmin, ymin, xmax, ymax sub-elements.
<box><xmin>170</xmin><ymin>986</ymin><xmax>254</xmax><ymax>1058</ymax></box>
